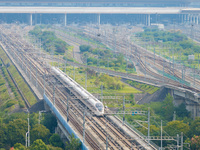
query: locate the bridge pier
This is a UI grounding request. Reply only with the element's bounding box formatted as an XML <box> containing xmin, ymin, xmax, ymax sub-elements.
<box><xmin>192</xmin><ymin>15</ymin><xmax>196</xmax><ymax>24</ymax></box>
<box><xmin>64</xmin><ymin>13</ymin><xmax>67</xmax><ymax>26</ymax></box>
<box><xmin>30</xmin><ymin>13</ymin><xmax>32</xmax><ymax>26</ymax></box>
<box><xmin>40</xmin><ymin>14</ymin><xmax>42</xmax><ymax>24</ymax></box>
<box><xmin>97</xmin><ymin>13</ymin><xmax>100</xmax><ymax>26</ymax></box>
<box><xmin>187</xmin><ymin>14</ymin><xmax>190</xmax><ymax>24</ymax></box>
<box><xmin>184</xmin><ymin>14</ymin><xmax>186</xmax><ymax>24</ymax></box>
<box><xmin>196</xmin><ymin>15</ymin><xmax>199</xmax><ymax>25</ymax></box>
<box><xmin>34</xmin><ymin>14</ymin><xmax>37</xmax><ymax>25</ymax></box>
<box><xmin>147</xmin><ymin>14</ymin><xmax>151</xmax><ymax>26</ymax></box>
<box><xmin>172</xmin><ymin>89</ymin><xmax>200</xmax><ymax>119</ymax></box>
<box><xmin>181</xmin><ymin>14</ymin><xmax>184</xmax><ymax>24</ymax></box>
<box><xmin>55</xmin><ymin>121</ymin><xmax>70</xmax><ymax>144</ymax></box>
<box><xmin>190</xmin><ymin>14</ymin><xmax>193</xmax><ymax>24</ymax></box>
<box><xmin>43</xmin><ymin>99</ymin><xmax>51</xmax><ymax>112</ymax></box>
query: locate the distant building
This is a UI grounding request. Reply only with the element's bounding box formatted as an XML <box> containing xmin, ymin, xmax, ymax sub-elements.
<box><xmin>151</xmin><ymin>23</ymin><xmax>165</xmax><ymax>30</ymax></box>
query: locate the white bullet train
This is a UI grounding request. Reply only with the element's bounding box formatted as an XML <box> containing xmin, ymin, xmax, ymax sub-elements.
<box><xmin>52</xmin><ymin>67</ymin><xmax>104</xmax><ymax>116</ymax></box>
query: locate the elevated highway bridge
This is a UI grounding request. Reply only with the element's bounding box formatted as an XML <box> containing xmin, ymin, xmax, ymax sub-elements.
<box><xmin>0</xmin><ymin>7</ymin><xmax>199</xmax><ymax>25</ymax></box>
<box><xmin>0</xmin><ymin>0</ymin><xmax>192</xmax><ymax>7</ymax></box>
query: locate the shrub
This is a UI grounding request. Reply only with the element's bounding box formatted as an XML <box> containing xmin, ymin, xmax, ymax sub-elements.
<box><xmin>4</xmin><ymin>100</ymin><xmax>17</xmax><ymax>108</ymax></box>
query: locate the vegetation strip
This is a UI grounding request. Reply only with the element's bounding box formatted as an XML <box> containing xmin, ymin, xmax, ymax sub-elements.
<box><xmin>0</xmin><ymin>47</ymin><xmax>37</xmax><ymax>106</ymax></box>
<box><xmin>1</xmin><ymin>59</ymin><xmax>26</xmax><ymax>108</ymax></box>
<box><xmin>1</xmin><ymin>59</ymin><xmax>30</xmax><ymax>108</ymax></box>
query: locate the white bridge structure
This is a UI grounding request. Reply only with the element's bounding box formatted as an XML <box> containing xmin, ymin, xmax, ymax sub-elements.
<box><xmin>0</xmin><ymin>7</ymin><xmax>200</xmax><ymax>25</ymax></box>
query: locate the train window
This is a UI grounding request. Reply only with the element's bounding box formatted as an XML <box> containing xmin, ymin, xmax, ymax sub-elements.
<box><xmin>95</xmin><ymin>103</ymin><xmax>103</xmax><ymax>112</ymax></box>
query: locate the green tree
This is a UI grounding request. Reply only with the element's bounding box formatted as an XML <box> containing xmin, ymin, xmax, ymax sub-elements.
<box><xmin>4</xmin><ymin>113</ymin><xmax>27</xmax><ymax>124</ymax></box>
<box><xmin>30</xmin><ymin>113</ymin><xmax>39</xmax><ymax>127</ymax></box>
<box><xmin>116</xmin><ymin>54</ymin><xmax>124</xmax><ymax>65</ymax></box>
<box><xmin>139</xmin><ymin>124</ymin><xmax>160</xmax><ymax>136</ymax></box>
<box><xmin>49</xmin><ymin>134</ymin><xmax>63</xmax><ymax>148</ymax></box>
<box><xmin>14</xmin><ymin>143</ymin><xmax>26</xmax><ymax>150</ymax></box>
<box><xmin>55</xmin><ymin>39</ymin><xmax>67</xmax><ymax>54</ymax></box>
<box><xmin>42</xmin><ymin>113</ymin><xmax>57</xmax><ymax>133</ymax></box>
<box><xmin>65</xmin><ymin>134</ymin><xmax>81</xmax><ymax>150</ymax></box>
<box><xmin>161</xmin><ymin>93</ymin><xmax>174</xmax><ymax>120</ymax></box>
<box><xmin>164</xmin><ymin>120</ymin><xmax>189</xmax><ymax>136</ymax></box>
<box><xmin>175</xmin><ymin>103</ymin><xmax>190</xmax><ymax>118</ymax></box>
<box><xmin>189</xmin><ymin>117</ymin><xmax>200</xmax><ymax>137</ymax></box>
<box><xmin>47</xmin><ymin>145</ymin><xmax>63</xmax><ymax>150</ymax></box>
<box><xmin>0</xmin><ymin>124</ymin><xmax>6</xmax><ymax>148</ymax></box>
<box><xmin>6</xmin><ymin>119</ymin><xmax>27</xmax><ymax>146</ymax></box>
<box><xmin>31</xmin><ymin>124</ymin><xmax>51</xmax><ymax>144</ymax></box>
<box><xmin>30</xmin><ymin>139</ymin><xmax>49</xmax><ymax>150</ymax></box>
<box><xmin>79</xmin><ymin>45</ymin><xmax>92</xmax><ymax>53</ymax></box>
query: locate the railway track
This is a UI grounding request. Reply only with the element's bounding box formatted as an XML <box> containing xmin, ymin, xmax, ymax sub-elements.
<box><xmin>77</xmin><ymin>25</ymin><xmax>200</xmax><ymax>92</ymax></box>
<box><xmin>0</xmin><ymin>25</ymin><xmax>153</xmax><ymax>150</ymax></box>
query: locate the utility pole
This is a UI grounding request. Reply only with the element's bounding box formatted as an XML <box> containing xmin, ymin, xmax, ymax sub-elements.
<box><xmin>198</xmin><ymin>53</ymin><xmax>199</xmax><ymax>70</ymax></box>
<box><xmin>181</xmin><ymin>132</ymin><xmax>183</xmax><ymax>150</ymax></box>
<box><xmin>36</xmin><ymin>69</ymin><xmax>38</xmax><ymax>88</ymax></box>
<box><xmin>173</xmin><ymin>49</ymin><xmax>174</xmax><ymax>76</ymax></box>
<box><xmin>177</xmin><ymin>134</ymin><xmax>179</xmax><ymax>150</ymax></box>
<box><xmin>106</xmin><ymin>123</ymin><xmax>108</xmax><ymax>150</ymax></box>
<box><xmin>145</xmin><ymin>56</ymin><xmax>146</xmax><ymax>78</ymax></box>
<box><xmin>107</xmin><ymin>58</ymin><xmax>109</xmax><ymax>68</ymax></box>
<box><xmin>73</xmin><ymin>63</ymin><xmax>75</xmax><ymax>80</ymax></box>
<box><xmin>126</xmin><ymin>38</ymin><xmax>128</xmax><ymax>73</ymax></box>
<box><xmin>101</xmin><ymin>84</ymin><xmax>103</xmax><ymax>103</ymax></box>
<box><xmin>29</xmin><ymin>64</ymin><xmax>32</xmax><ymax>82</ymax></box>
<box><xmin>182</xmin><ymin>67</ymin><xmax>184</xmax><ymax>81</ymax></box>
<box><xmin>28</xmin><ymin>112</ymin><xmax>30</xmax><ymax>147</ymax></box>
<box><xmin>66</xmin><ymin>96</ymin><xmax>69</xmax><ymax>122</ymax></box>
<box><xmin>161</xmin><ymin>120</ymin><xmax>162</xmax><ymax>150</ymax></box>
<box><xmin>73</xmin><ymin>48</ymin><xmax>75</xmax><ymax>80</ymax></box>
<box><xmin>173</xmin><ymin>111</ymin><xmax>176</xmax><ymax>121</ymax></box>
<box><xmin>194</xmin><ymin>67</ymin><xmax>195</xmax><ymax>85</ymax></box>
<box><xmin>43</xmin><ymin>74</ymin><xmax>46</xmax><ymax>95</ymax></box>
<box><xmin>154</xmin><ymin>48</ymin><xmax>155</xmax><ymax>65</ymax></box>
<box><xmin>123</xmin><ymin>95</ymin><xmax>125</xmax><ymax>125</ymax></box>
<box><xmin>38</xmin><ymin>111</ymin><xmax>41</xmax><ymax>124</ymax></box>
<box><xmin>82</xmin><ymin>109</ymin><xmax>86</xmax><ymax>144</ymax></box>
<box><xmin>163</xmin><ymin>59</ymin><xmax>164</xmax><ymax>81</ymax></box>
<box><xmin>85</xmin><ymin>56</ymin><xmax>87</xmax><ymax>90</ymax></box>
<box><xmin>148</xmin><ymin>107</ymin><xmax>150</xmax><ymax>144</ymax></box>
<box><xmin>97</xmin><ymin>48</ymin><xmax>100</xmax><ymax>69</ymax></box>
<box><xmin>53</xmin><ymin>83</ymin><xmax>56</xmax><ymax>105</ymax></box>
<box><xmin>65</xmin><ymin>55</ymin><xmax>67</xmax><ymax>73</ymax></box>
<box><xmin>21</xmin><ymin>53</ymin><xmax>23</xmax><ymax>69</ymax></box>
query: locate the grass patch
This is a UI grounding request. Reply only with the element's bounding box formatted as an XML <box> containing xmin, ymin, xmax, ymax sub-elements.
<box><xmin>126</xmin><ymin>80</ymin><xmax>160</xmax><ymax>94</ymax></box>
<box><xmin>8</xmin><ymin>66</ymin><xmax>37</xmax><ymax>106</ymax></box>
<box><xmin>0</xmin><ymin>73</ymin><xmax>16</xmax><ymax>113</ymax></box>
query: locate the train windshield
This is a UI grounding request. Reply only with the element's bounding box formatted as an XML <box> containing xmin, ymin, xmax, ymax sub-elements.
<box><xmin>95</xmin><ymin>103</ymin><xmax>103</xmax><ymax>112</ymax></box>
